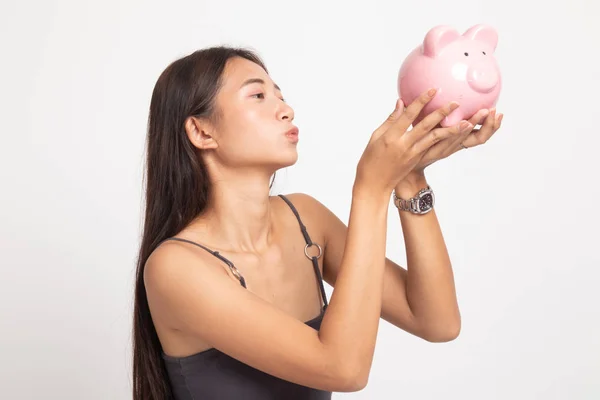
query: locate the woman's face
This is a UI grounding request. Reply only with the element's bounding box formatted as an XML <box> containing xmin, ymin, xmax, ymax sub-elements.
<box><xmin>194</xmin><ymin>56</ymin><xmax>299</xmax><ymax>173</ymax></box>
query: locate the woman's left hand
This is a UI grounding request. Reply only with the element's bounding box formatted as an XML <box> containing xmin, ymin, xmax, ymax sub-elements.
<box><xmin>411</xmin><ymin>106</ymin><xmax>504</xmax><ymax>173</ymax></box>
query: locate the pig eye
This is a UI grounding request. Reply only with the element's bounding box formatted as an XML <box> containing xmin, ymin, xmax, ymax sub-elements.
<box><xmin>464</xmin><ymin>52</ymin><xmax>469</xmax><ymax>56</ymax></box>
<box><xmin>482</xmin><ymin>51</ymin><xmax>487</xmax><ymax>55</ymax></box>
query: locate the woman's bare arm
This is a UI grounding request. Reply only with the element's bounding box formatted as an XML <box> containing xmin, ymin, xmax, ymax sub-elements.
<box><xmin>144</xmin><ymin>185</ymin><xmax>390</xmax><ymax>392</ymax></box>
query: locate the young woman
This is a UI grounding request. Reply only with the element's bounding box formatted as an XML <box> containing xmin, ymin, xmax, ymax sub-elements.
<box><xmin>132</xmin><ymin>46</ymin><xmax>503</xmax><ymax>399</ymax></box>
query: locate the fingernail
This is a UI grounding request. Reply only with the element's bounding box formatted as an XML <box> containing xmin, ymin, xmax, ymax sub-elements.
<box><xmin>498</xmin><ymin>113</ymin><xmax>503</xmax><ymax>123</ymax></box>
<box><xmin>478</xmin><ymin>109</ymin><xmax>490</xmax><ymax>124</ymax></box>
<box><xmin>459</xmin><ymin>122</ymin><xmax>472</xmax><ymax>132</ymax></box>
<box><xmin>449</xmin><ymin>101</ymin><xmax>460</xmax><ymax>110</ymax></box>
<box><xmin>428</xmin><ymin>88</ymin><xmax>437</xmax><ymax>97</ymax></box>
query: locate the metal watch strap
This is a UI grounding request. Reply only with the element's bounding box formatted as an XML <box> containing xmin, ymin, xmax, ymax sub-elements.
<box><xmin>393</xmin><ymin>194</ymin><xmax>415</xmax><ymax>212</ymax></box>
<box><xmin>393</xmin><ymin>185</ymin><xmax>433</xmax><ymax>213</ymax></box>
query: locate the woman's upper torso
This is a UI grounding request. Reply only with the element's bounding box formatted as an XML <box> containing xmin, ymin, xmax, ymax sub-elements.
<box><xmin>155</xmin><ymin>194</ymin><xmax>332</xmax><ymax>399</ymax></box>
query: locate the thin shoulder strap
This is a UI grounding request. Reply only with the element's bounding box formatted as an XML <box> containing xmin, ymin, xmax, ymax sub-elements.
<box><xmin>278</xmin><ymin>194</ymin><xmax>329</xmax><ymax>308</ymax></box>
<box><xmin>157</xmin><ymin>237</ymin><xmax>247</xmax><ymax>288</ymax></box>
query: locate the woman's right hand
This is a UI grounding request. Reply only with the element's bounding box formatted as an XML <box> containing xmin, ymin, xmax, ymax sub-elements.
<box><xmin>355</xmin><ymin>88</ymin><xmax>465</xmax><ymax>195</ymax></box>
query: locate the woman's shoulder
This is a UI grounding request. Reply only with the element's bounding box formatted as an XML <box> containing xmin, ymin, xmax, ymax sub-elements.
<box><xmin>144</xmin><ymin>236</ymin><xmax>233</xmax><ymax>290</ymax></box>
<box><xmin>276</xmin><ymin>192</ymin><xmax>330</xmax><ymax>216</ymax></box>
<box><xmin>275</xmin><ymin>193</ymin><xmax>330</xmax><ymax>226</ymax></box>
<box><xmin>279</xmin><ymin>192</ymin><xmax>339</xmax><ymax>220</ymax></box>
<box><xmin>275</xmin><ymin>192</ymin><xmax>340</xmax><ymax>243</ymax></box>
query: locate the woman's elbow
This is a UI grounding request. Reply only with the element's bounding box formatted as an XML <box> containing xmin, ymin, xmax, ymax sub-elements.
<box><xmin>423</xmin><ymin>322</ymin><xmax>461</xmax><ymax>343</ymax></box>
<box><xmin>336</xmin><ymin>363</ymin><xmax>370</xmax><ymax>392</ymax></box>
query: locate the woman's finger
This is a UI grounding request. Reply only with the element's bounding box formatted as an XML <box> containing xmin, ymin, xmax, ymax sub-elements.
<box><xmin>450</xmin><ymin>109</ymin><xmax>489</xmax><ymax>152</ymax></box>
<box><xmin>462</xmin><ymin>108</ymin><xmax>500</xmax><ymax>148</ymax></box>
<box><xmin>444</xmin><ymin>110</ymin><xmax>486</xmax><ymax>151</ymax></box>
<box><xmin>371</xmin><ymin>98</ymin><xmax>404</xmax><ymax>141</ymax></box>
<box><xmin>433</xmin><ymin>120</ymin><xmax>474</xmax><ymax>156</ymax></box>
<box><xmin>411</xmin><ymin>122</ymin><xmax>466</xmax><ymax>155</ymax></box>
<box><xmin>387</xmin><ymin>88</ymin><xmax>438</xmax><ymax>138</ymax></box>
<box><xmin>495</xmin><ymin>112</ymin><xmax>504</xmax><ymax>129</ymax></box>
<box><xmin>468</xmin><ymin>109</ymin><xmax>490</xmax><ymax>127</ymax></box>
<box><xmin>402</xmin><ymin>101</ymin><xmax>461</xmax><ymax>147</ymax></box>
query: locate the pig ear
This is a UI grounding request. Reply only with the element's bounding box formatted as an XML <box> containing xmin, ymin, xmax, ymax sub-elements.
<box><xmin>463</xmin><ymin>24</ymin><xmax>498</xmax><ymax>51</ymax></box>
<box><xmin>423</xmin><ymin>25</ymin><xmax>460</xmax><ymax>57</ymax></box>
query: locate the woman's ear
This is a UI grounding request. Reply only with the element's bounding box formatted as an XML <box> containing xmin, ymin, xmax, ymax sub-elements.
<box><xmin>185</xmin><ymin>116</ymin><xmax>219</xmax><ymax>150</ymax></box>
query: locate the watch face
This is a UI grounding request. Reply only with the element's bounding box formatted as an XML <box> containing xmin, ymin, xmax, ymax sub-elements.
<box><xmin>418</xmin><ymin>192</ymin><xmax>434</xmax><ymax>211</ymax></box>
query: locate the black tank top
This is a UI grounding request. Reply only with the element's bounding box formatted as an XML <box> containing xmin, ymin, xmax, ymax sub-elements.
<box><xmin>158</xmin><ymin>194</ymin><xmax>332</xmax><ymax>399</ymax></box>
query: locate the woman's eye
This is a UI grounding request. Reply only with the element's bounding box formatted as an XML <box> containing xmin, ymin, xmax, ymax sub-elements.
<box><xmin>250</xmin><ymin>93</ymin><xmax>285</xmax><ymax>103</ymax></box>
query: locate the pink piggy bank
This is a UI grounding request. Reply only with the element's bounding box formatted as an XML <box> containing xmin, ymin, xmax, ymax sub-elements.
<box><xmin>397</xmin><ymin>24</ymin><xmax>501</xmax><ymax>127</ymax></box>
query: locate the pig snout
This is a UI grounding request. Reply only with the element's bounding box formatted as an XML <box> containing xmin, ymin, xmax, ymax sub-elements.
<box><xmin>467</xmin><ymin>62</ymin><xmax>499</xmax><ymax>93</ymax></box>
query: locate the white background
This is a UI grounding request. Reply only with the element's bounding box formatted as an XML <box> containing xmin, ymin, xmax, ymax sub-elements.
<box><xmin>1</xmin><ymin>0</ymin><xmax>599</xmax><ymax>399</ymax></box>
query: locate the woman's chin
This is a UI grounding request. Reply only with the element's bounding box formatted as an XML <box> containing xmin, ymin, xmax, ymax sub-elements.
<box><xmin>274</xmin><ymin>150</ymin><xmax>298</xmax><ymax>169</ymax></box>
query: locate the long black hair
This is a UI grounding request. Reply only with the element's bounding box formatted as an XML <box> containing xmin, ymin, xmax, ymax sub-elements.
<box><xmin>132</xmin><ymin>46</ymin><xmax>275</xmax><ymax>399</ymax></box>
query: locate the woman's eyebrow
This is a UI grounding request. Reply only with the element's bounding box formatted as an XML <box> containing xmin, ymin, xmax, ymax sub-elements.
<box><xmin>239</xmin><ymin>78</ymin><xmax>281</xmax><ymax>92</ymax></box>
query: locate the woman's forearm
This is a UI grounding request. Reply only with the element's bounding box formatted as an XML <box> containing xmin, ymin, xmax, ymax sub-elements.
<box><xmin>318</xmin><ymin>181</ymin><xmax>389</xmax><ymax>385</ymax></box>
<box><xmin>395</xmin><ymin>174</ymin><xmax>461</xmax><ymax>341</ymax></box>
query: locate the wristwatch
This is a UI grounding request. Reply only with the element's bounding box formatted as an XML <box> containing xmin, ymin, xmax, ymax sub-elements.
<box><xmin>393</xmin><ymin>185</ymin><xmax>435</xmax><ymax>214</ymax></box>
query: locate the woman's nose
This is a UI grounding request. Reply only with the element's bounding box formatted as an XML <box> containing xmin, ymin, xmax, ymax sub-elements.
<box><xmin>278</xmin><ymin>101</ymin><xmax>294</xmax><ymax>121</ymax></box>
